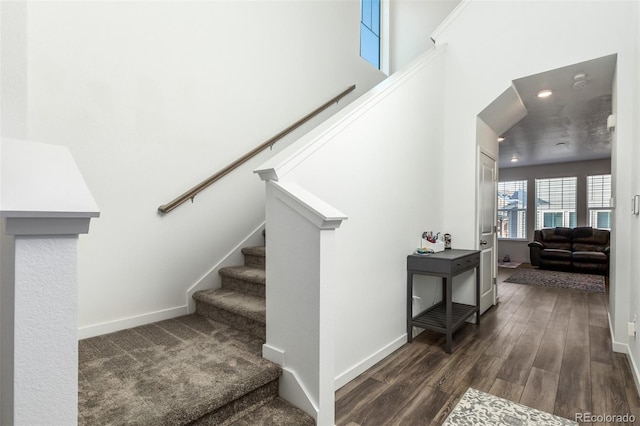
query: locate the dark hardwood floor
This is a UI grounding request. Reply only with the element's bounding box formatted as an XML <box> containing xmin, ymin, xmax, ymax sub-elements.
<box><xmin>335</xmin><ymin>266</ymin><xmax>640</xmax><ymax>425</ymax></box>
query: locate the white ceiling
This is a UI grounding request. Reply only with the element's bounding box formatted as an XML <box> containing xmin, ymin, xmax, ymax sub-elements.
<box><xmin>487</xmin><ymin>54</ymin><xmax>616</xmax><ymax>169</ymax></box>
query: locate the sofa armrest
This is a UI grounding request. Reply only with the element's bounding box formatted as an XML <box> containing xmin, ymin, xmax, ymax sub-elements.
<box><xmin>604</xmin><ymin>246</ymin><xmax>610</xmax><ymax>255</ymax></box>
<box><xmin>528</xmin><ymin>241</ymin><xmax>543</xmax><ymax>266</ymax></box>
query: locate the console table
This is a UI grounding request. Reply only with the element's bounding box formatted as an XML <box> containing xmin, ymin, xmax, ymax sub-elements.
<box><xmin>407</xmin><ymin>249</ymin><xmax>481</xmax><ymax>353</ymax></box>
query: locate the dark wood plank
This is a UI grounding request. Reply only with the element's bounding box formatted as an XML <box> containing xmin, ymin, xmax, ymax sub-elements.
<box><xmin>547</xmin><ymin>291</ymin><xmax>573</xmax><ymax>330</ymax></box>
<box><xmin>520</xmin><ymin>367</ymin><xmax>559</xmax><ymax>414</ymax></box>
<box><xmin>533</xmin><ymin>327</ymin><xmax>567</xmax><ymax>373</ymax></box>
<box><xmin>589</xmin><ymin>325</ymin><xmax>613</xmax><ymax>365</ymax></box>
<box><xmin>353</xmin><ymin>381</ymin><xmax>420</xmax><ymax>426</ymax></box>
<box><xmin>587</xmin><ymin>291</ymin><xmax>609</xmax><ymax>328</ymax></box>
<box><xmin>484</xmin><ymin>318</ymin><xmax>528</xmax><ymax>359</ymax></box>
<box><xmin>452</xmin><ymin>354</ymin><xmax>504</xmax><ymax>394</ymax></box>
<box><xmin>556</xmin><ymin>343</ymin><xmax>592</xmax><ymax>412</ymax></box>
<box><xmin>335</xmin><ymin>378</ymin><xmax>389</xmax><ymax>426</ymax></box>
<box><xmin>385</xmin><ymin>384</ymin><xmax>451</xmax><ymax>425</ymax></box>
<box><xmin>496</xmin><ymin>331</ymin><xmax>543</xmax><ymax>386</ymax></box>
<box><xmin>371</xmin><ymin>341</ymin><xmax>450</xmax><ymax>386</ymax></box>
<box><xmin>613</xmin><ymin>352</ymin><xmax>640</xmax><ymax>421</ymax></box>
<box><xmin>591</xmin><ymin>360</ymin><xmax>630</xmax><ymax>423</ymax></box>
<box><xmin>426</xmin><ymin>337</ymin><xmax>491</xmax><ymax>393</ymax></box>
<box><xmin>489</xmin><ymin>377</ymin><xmax>524</xmax><ymax>402</ymax></box>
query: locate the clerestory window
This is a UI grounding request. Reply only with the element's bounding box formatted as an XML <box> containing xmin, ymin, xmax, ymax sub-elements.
<box><xmin>360</xmin><ymin>0</ymin><xmax>380</xmax><ymax>69</ymax></box>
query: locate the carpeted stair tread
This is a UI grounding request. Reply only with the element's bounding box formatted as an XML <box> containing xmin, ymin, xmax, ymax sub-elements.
<box><xmin>194</xmin><ymin>288</ymin><xmax>265</xmax><ymax>324</ymax></box>
<box><xmin>219</xmin><ymin>265</ymin><xmax>266</xmax><ymax>285</ymax></box>
<box><xmin>241</xmin><ymin>246</ymin><xmax>265</xmax><ymax>258</ymax></box>
<box><xmin>241</xmin><ymin>246</ymin><xmax>266</xmax><ymax>269</ymax></box>
<box><xmin>230</xmin><ymin>397</ymin><xmax>315</xmax><ymax>425</ymax></box>
<box><xmin>78</xmin><ymin>314</ymin><xmax>280</xmax><ymax>425</ymax></box>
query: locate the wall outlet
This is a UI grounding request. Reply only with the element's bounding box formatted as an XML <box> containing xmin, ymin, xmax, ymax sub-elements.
<box><xmin>628</xmin><ymin>321</ymin><xmax>636</xmax><ymax>337</ymax></box>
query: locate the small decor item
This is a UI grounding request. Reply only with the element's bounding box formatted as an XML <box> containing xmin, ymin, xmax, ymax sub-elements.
<box><xmin>419</xmin><ymin>231</ymin><xmax>445</xmax><ymax>253</ymax></box>
<box><xmin>444</xmin><ymin>233</ymin><xmax>451</xmax><ymax>249</ymax></box>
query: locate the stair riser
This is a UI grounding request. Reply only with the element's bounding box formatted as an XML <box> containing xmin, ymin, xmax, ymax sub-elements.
<box><xmin>196</xmin><ymin>300</ymin><xmax>265</xmax><ymax>340</ymax></box>
<box><xmin>244</xmin><ymin>254</ymin><xmax>265</xmax><ymax>269</ymax></box>
<box><xmin>191</xmin><ymin>379</ymin><xmax>278</xmax><ymax>426</ymax></box>
<box><xmin>222</xmin><ymin>276</ymin><xmax>265</xmax><ymax>298</ymax></box>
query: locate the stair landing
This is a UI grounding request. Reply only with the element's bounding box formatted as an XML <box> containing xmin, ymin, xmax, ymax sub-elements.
<box><xmin>79</xmin><ymin>314</ymin><xmax>279</xmax><ymax>425</ymax></box>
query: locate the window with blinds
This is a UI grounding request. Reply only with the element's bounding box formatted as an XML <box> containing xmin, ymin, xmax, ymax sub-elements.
<box><xmin>498</xmin><ymin>180</ymin><xmax>527</xmax><ymax>239</ymax></box>
<box><xmin>535</xmin><ymin>177</ymin><xmax>577</xmax><ymax>229</ymax></box>
<box><xmin>587</xmin><ymin>174</ymin><xmax>611</xmax><ymax>229</ymax></box>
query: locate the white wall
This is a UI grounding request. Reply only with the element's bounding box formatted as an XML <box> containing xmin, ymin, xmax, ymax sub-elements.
<box><xmin>1</xmin><ymin>1</ymin><xmax>387</xmax><ymax>334</ymax></box>
<box><xmin>388</xmin><ymin>0</ymin><xmax>460</xmax><ymax>73</ymax></box>
<box><xmin>260</xmin><ymin>48</ymin><xmax>447</xmax><ymax>386</ymax></box>
<box><xmin>626</xmin><ymin>0</ymin><xmax>640</xmax><ymax>383</ymax></box>
<box><xmin>435</xmin><ymin>0</ymin><xmax>638</xmax><ymax>373</ymax></box>
<box><xmin>498</xmin><ymin>159</ymin><xmax>612</xmax><ymax>263</ymax></box>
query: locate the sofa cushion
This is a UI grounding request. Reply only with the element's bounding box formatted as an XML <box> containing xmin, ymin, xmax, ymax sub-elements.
<box><xmin>573</xmin><ymin>251</ymin><xmax>608</xmax><ymax>263</ymax></box>
<box><xmin>572</xmin><ymin>226</ymin><xmax>593</xmax><ymax>239</ymax></box>
<box><xmin>554</xmin><ymin>227</ymin><xmax>573</xmax><ymax>237</ymax></box>
<box><xmin>538</xmin><ymin>228</ymin><xmax>571</xmax><ymax>249</ymax></box>
<box><xmin>573</xmin><ymin>229</ymin><xmax>609</xmax><ymax>252</ymax></box>
<box><xmin>540</xmin><ymin>249</ymin><xmax>572</xmax><ymax>260</ymax></box>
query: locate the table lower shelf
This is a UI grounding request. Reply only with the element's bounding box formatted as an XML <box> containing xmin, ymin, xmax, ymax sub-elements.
<box><xmin>411</xmin><ymin>301</ymin><xmax>477</xmax><ymax>334</ymax></box>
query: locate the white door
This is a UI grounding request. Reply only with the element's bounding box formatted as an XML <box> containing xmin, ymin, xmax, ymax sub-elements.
<box><xmin>478</xmin><ymin>151</ymin><xmax>497</xmax><ymax>314</ymax></box>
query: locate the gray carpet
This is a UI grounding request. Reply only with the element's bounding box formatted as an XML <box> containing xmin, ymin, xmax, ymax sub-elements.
<box><xmin>78</xmin><ymin>314</ymin><xmax>280</xmax><ymax>425</ymax></box>
<box><xmin>505</xmin><ymin>267</ymin><xmax>605</xmax><ymax>293</ymax></box>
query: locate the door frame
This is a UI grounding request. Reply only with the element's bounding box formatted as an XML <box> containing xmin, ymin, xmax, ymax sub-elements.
<box><xmin>477</xmin><ymin>147</ymin><xmax>498</xmax><ymax>311</ymax></box>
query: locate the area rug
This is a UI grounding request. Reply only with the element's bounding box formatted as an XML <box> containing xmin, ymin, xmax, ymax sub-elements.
<box><xmin>505</xmin><ymin>267</ymin><xmax>605</xmax><ymax>293</ymax></box>
<box><xmin>443</xmin><ymin>388</ymin><xmax>577</xmax><ymax>425</ymax></box>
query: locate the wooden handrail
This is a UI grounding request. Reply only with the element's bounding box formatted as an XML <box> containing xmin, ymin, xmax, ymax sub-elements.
<box><xmin>158</xmin><ymin>84</ymin><xmax>356</xmax><ymax>214</ymax></box>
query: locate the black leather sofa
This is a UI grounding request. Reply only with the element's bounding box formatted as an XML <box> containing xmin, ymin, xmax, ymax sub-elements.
<box><xmin>528</xmin><ymin>227</ymin><xmax>610</xmax><ymax>274</ymax></box>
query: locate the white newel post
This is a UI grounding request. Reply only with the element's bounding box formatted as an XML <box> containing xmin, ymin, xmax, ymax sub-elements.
<box><xmin>0</xmin><ymin>139</ymin><xmax>99</xmax><ymax>425</ymax></box>
<box><xmin>258</xmin><ymin>178</ymin><xmax>346</xmax><ymax>426</ymax></box>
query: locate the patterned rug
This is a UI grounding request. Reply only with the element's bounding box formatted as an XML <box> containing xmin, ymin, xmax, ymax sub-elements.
<box><xmin>444</xmin><ymin>388</ymin><xmax>577</xmax><ymax>425</ymax></box>
<box><xmin>505</xmin><ymin>267</ymin><xmax>605</xmax><ymax>293</ymax></box>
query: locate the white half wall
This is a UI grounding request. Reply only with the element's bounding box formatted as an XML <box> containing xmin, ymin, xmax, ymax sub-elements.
<box><xmin>2</xmin><ymin>1</ymin><xmax>386</xmax><ymax>333</ymax></box>
<box><xmin>257</xmin><ymin>47</ymin><xmax>448</xmax><ymax>387</ymax></box>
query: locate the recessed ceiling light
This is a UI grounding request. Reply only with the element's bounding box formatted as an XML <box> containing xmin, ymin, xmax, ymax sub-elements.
<box><xmin>537</xmin><ymin>89</ymin><xmax>553</xmax><ymax>98</ymax></box>
<box><xmin>497</xmin><ymin>137</ymin><xmax>505</xmax><ymax>142</ymax></box>
<box><xmin>510</xmin><ymin>157</ymin><xmax>518</xmax><ymax>163</ymax></box>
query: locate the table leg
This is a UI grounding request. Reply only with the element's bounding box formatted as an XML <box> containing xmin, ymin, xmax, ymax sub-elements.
<box><xmin>476</xmin><ymin>265</ymin><xmax>481</xmax><ymax>324</ymax></box>
<box><xmin>445</xmin><ymin>276</ymin><xmax>452</xmax><ymax>354</ymax></box>
<box><xmin>407</xmin><ymin>272</ymin><xmax>413</xmax><ymax>343</ymax></box>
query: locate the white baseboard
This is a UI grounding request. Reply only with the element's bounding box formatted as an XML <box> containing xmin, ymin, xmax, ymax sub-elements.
<box><xmin>627</xmin><ymin>345</ymin><xmax>640</xmax><ymax>398</ymax></box>
<box><xmin>609</xmin><ymin>311</ymin><xmax>629</xmax><ymax>354</ymax></box>
<box><xmin>185</xmin><ymin>223</ymin><xmax>265</xmax><ymax>312</ymax></box>
<box><xmin>334</xmin><ymin>334</ymin><xmax>406</xmax><ymax>389</ymax></box>
<box><xmin>608</xmin><ymin>312</ymin><xmax>640</xmax><ymax>398</ymax></box>
<box><xmin>78</xmin><ymin>305</ymin><xmax>188</xmax><ymax>339</ymax></box>
<box><xmin>263</xmin><ymin>343</ymin><xmax>286</xmax><ymax>365</ymax></box>
<box><xmin>279</xmin><ymin>367</ymin><xmax>319</xmax><ymax>422</ymax></box>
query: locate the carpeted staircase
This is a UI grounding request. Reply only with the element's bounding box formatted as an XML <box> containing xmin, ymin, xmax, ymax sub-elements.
<box><xmin>78</xmin><ymin>245</ymin><xmax>315</xmax><ymax>425</ymax></box>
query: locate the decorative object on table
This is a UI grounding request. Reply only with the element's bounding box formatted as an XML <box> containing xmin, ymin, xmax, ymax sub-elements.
<box><xmin>505</xmin><ymin>267</ymin><xmax>605</xmax><ymax>293</ymax></box>
<box><xmin>419</xmin><ymin>231</ymin><xmax>444</xmax><ymax>253</ymax></box>
<box><xmin>443</xmin><ymin>388</ymin><xmax>577</xmax><ymax>426</ymax></box>
<box><xmin>444</xmin><ymin>233</ymin><xmax>451</xmax><ymax>249</ymax></box>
